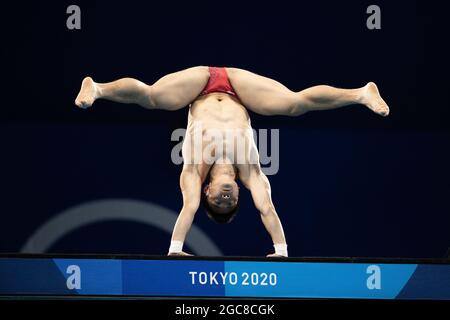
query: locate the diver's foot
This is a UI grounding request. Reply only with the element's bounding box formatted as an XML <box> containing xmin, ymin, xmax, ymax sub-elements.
<box><xmin>75</xmin><ymin>77</ymin><xmax>98</xmax><ymax>109</ymax></box>
<box><xmin>361</xmin><ymin>82</ymin><xmax>390</xmax><ymax>117</ymax></box>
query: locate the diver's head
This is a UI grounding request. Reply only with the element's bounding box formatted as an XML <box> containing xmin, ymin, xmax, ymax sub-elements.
<box><xmin>202</xmin><ymin>169</ymin><xmax>240</xmax><ymax>224</ymax></box>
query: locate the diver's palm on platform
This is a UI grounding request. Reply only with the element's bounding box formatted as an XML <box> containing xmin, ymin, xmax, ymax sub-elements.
<box><xmin>168</xmin><ymin>251</ymin><xmax>193</xmax><ymax>257</ymax></box>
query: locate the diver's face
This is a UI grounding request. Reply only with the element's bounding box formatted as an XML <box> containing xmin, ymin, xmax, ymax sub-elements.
<box><xmin>205</xmin><ymin>179</ymin><xmax>239</xmax><ymax>214</ymax></box>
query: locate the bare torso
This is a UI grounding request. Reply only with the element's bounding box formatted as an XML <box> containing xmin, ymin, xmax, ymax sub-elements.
<box><xmin>183</xmin><ymin>92</ymin><xmax>258</xmax><ymax>184</ymax></box>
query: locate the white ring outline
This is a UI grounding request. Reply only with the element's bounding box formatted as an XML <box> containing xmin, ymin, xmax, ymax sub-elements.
<box><xmin>21</xmin><ymin>198</ymin><xmax>223</xmax><ymax>256</ymax></box>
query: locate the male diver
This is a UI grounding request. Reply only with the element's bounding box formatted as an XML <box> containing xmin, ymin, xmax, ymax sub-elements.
<box><xmin>75</xmin><ymin>66</ymin><xmax>389</xmax><ymax>257</ymax></box>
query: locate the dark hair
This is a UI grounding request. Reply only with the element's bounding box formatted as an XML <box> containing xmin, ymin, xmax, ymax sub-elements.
<box><xmin>201</xmin><ymin>190</ymin><xmax>239</xmax><ymax>224</ymax></box>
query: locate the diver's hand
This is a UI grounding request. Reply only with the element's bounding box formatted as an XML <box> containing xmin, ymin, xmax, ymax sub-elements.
<box><xmin>266</xmin><ymin>253</ymin><xmax>287</xmax><ymax>258</ymax></box>
<box><xmin>168</xmin><ymin>251</ymin><xmax>194</xmax><ymax>257</ymax></box>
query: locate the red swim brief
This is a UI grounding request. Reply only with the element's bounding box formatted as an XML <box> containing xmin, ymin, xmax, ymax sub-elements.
<box><xmin>199</xmin><ymin>67</ymin><xmax>239</xmax><ymax>99</ymax></box>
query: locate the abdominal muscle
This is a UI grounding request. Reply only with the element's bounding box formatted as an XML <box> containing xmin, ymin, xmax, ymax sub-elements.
<box><xmin>190</xmin><ymin>93</ymin><xmax>250</xmax><ymax>127</ymax></box>
<box><xmin>182</xmin><ymin>93</ymin><xmax>258</xmax><ymax>179</ymax></box>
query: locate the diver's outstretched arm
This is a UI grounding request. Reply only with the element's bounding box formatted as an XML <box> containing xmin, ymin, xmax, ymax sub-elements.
<box><xmin>242</xmin><ymin>165</ymin><xmax>288</xmax><ymax>257</ymax></box>
<box><xmin>168</xmin><ymin>165</ymin><xmax>202</xmax><ymax>256</ymax></box>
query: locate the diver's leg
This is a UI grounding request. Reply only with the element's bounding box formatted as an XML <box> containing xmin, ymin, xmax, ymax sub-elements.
<box><xmin>75</xmin><ymin>66</ymin><xmax>210</xmax><ymax>110</ymax></box>
<box><xmin>226</xmin><ymin>67</ymin><xmax>389</xmax><ymax>117</ymax></box>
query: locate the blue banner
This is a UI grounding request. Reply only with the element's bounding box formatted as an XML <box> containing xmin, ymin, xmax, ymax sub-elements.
<box><xmin>1</xmin><ymin>257</ymin><xmax>449</xmax><ymax>299</ymax></box>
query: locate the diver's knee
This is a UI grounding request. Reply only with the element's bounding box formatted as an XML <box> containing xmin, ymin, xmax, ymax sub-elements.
<box><xmin>285</xmin><ymin>92</ymin><xmax>309</xmax><ymax>116</ymax></box>
<box><xmin>139</xmin><ymin>85</ymin><xmax>157</xmax><ymax>109</ymax></box>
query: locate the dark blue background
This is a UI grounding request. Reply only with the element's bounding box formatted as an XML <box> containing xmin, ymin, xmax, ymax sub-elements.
<box><xmin>1</xmin><ymin>1</ymin><xmax>449</xmax><ymax>258</ymax></box>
